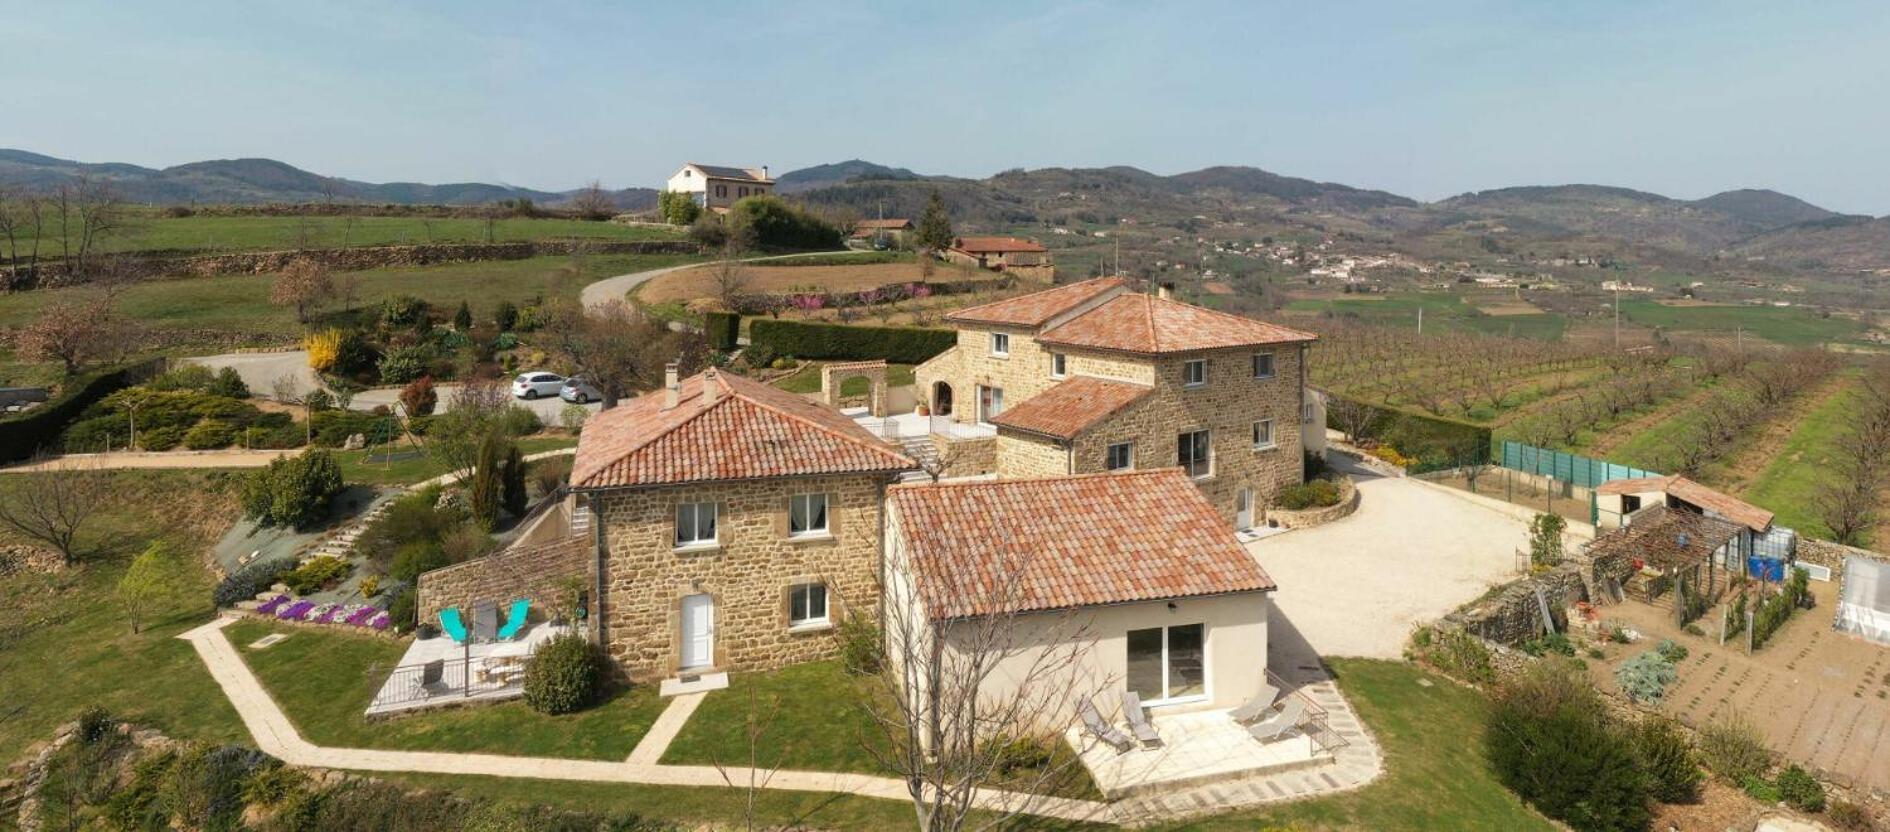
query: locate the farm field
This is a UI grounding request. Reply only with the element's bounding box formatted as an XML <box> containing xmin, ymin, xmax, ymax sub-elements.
<box><xmin>1617</xmin><ymin>297</ymin><xmax>1861</xmax><ymax>346</ymax></box>
<box><xmin>20</xmin><ymin>211</ymin><xmax>681</xmax><ymax>254</ymax></box>
<box><xmin>0</xmin><ymin>252</ymin><xmax>703</xmax><ymax>352</ymax></box>
<box><xmin>1739</xmin><ymin>377</ymin><xmax>1870</xmax><ymax>541</ymax></box>
<box><xmin>636</xmin><ymin>256</ymin><xmax>986</xmax><ymax>304</ymax></box>
<box><xmin>1286</xmin><ymin>292</ymin><xmax>1569</xmax><ymax>341</ymax></box>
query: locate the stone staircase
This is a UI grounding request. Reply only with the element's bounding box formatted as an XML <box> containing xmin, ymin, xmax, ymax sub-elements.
<box><xmin>300</xmin><ymin>500</ymin><xmax>391</xmax><ymax>564</ymax></box>
<box><xmin>570</xmin><ymin>503</ymin><xmax>592</xmax><ymax>537</ymax></box>
<box><xmin>897</xmin><ymin>435</ymin><xmax>938</xmax><ymax>484</ymax></box>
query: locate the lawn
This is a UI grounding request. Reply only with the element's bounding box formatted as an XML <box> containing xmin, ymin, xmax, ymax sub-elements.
<box><xmin>1741</xmin><ymin>380</ymin><xmax>1865</xmax><ymax>541</ymax></box>
<box><xmin>662</xmin><ymin>659</ymin><xmax>1100</xmax><ymax>800</ymax></box>
<box><xmin>1165</xmin><ymin>659</ymin><xmax>1549</xmax><ymax>832</ymax></box>
<box><xmin>0</xmin><ymin>252</ymin><xmax>705</xmax><ymax>345</ymax></box>
<box><xmin>226</xmin><ymin>618</ymin><xmax>669</xmax><ymax>759</ymax></box>
<box><xmin>772</xmin><ymin>362</ymin><xmax>917</xmax><ymax>395</ymax></box>
<box><xmin>1619</xmin><ymin>299</ymin><xmax>1860</xmax><ymax>346</ymax></box>
<box><xmin>0</xmin><ymin>470</ymin><xmax>250</xmax><ymax>763</ymax></box>
<box><xmin>37</xmin><ymin>212</ymin><xmax>680</xmax><ymax>254</ymax></box>
<box><xmin>336</xmin><ymin>435</ymin><xmax>577</xmax><ymax>486</ymax></box>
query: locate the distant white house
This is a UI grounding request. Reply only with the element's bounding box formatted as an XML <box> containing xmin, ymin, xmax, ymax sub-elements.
<box><xmin>664</xmin><ymin>163</ymin><xmax>774</xmax><ymax>212</ymax></box>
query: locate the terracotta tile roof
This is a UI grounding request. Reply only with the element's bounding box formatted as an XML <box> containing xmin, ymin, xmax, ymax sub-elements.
<box><xmin>571</xmin><ymin>370</ymin><xmax>913</xmax><ymax>489</ymax></box>
<box><xmin>687</xmin><ymin>163</ymin><xmax>771</xmax><ymax>183</ymax></box>
<box><xmin>1596</xmin><ymin>475</ymin><xmax>1773</xmax><ymax>532</ymax></box>
<box><xmin>855</xmin><ymin>218</ymin><xmax>913</xmax><ymax>230</ymax></box>
<box><xmin>889</xmin><ymin>469</ymin><xmax>1275</xmax><ymax>620</ymax></box>
<box><xmin>951</xmin><ymin>235</ymin><xmax>1047</xmax><ymax>254</ymax></box>
<box><xmin>990</xmin><ymin>375</ymin><xmax>1153</xmax><ymax>439</ymax></box>
<box><xmin>944</xmin><ymin>276</ymin><xmax>1129</xmax><ymax>327</ymax></box>
<box><xmin>1588</xmin><ymin>504</ymin><xmax>1741</xmax><ymax>568</ymax></box>
<box><xmin>1037</xmin><ymin>293</ymin><xmax>1317</xmax><ymax>355</ymax></box>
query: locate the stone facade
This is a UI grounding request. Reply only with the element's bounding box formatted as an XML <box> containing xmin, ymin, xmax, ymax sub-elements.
<box><xmin>936</xmin><ymin>435</ymin><xmax>997</xmax><ymax>478</ymax></box>
<box><xmin>416</xmin><ymin>537</ymin><xmax>591</xmax><ymax>627</ymax></box>
<box><xmin>937</xmin><ymin>324</ymin><xmax>1309</xmax><ymax>524</ymax></box>
<box><xmin>591</xmin><ymin>472</ymin><xmax>891</xmax><ymax>681</ymax></box>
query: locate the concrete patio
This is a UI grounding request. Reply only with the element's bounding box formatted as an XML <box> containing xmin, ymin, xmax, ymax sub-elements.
<box><xmin>1069</xmin><ymin>706</ymin><xmax>1331</xmax><ymax>800</ymax></box>
<box><xmin>365</xmin><ymin>622</ymin><xmax>571</xmax><ymax>717</ymax></box>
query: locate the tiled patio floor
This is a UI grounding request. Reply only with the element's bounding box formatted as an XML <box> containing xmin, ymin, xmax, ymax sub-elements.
<box><xmin>365</xmin><ymin>623</ymin><xmax>571</xmax><ymax>716</ymax></box>
<box><xmin>1070</xmin><ymin>707</ymin><xmax>1329</xmax><ymax>799</ymax></box>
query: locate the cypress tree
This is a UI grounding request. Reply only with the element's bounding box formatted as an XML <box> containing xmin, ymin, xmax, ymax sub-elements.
<box><xmin>470</xmin><ymin>433</ymin><xmax>502</xmax><ymax>531</ymax></box>
<box><xmin>501</xmin><ymin>443</ymin><xmax>528</xmax><ymax>518</ymax></box>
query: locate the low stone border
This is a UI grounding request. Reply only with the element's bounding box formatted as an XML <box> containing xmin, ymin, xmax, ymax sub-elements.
<box><xmin>1265</xmin><ymin>476</ymin><xmax>1359</xmax><ymax>530</ymax></box>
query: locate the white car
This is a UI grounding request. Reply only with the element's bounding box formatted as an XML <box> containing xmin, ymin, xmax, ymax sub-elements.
<box><xmin>511</xmin><ymin>372</ymin><xmax>565</xmax><ymax>400</ymax></box>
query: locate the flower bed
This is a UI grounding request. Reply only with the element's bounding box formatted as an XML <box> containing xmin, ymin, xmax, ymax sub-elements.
<box><xmin>246</xmin><ymin>596</ymin><xmax>391</xmax><ymax>633</ymax></box>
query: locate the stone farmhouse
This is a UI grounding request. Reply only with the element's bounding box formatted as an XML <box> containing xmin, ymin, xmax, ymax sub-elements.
<box><xmin>914</xmin><ymin>276</ymin><xmax>1320</xmax><ymax>527</ymax></box>
<box><xmin>851</xmin><ymin>218</ymin><xmax>913</xmax><ymax>246</ymax></box>
<box><xmin>943</xmin><ymin>235</ymin><xmax>1056</xmax><ymax>280</ymax></box>
<box><xmin>567</xmin><ymin>366</ymin><xmax>914</xmax><ymax>684</ymax></box>
<box><xmin>663</xmin><ymin>162</ymin><xmax>775</xmax><ymax>212</ymax></box>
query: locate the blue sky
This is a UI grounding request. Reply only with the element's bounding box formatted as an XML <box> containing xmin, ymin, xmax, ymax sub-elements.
<box><xmin>6</xmin><ymin>1</ymin><xmax>1888</xmax><ymax>213</ymax></box>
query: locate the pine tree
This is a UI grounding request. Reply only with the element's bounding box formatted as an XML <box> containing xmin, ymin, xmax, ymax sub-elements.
<box><xmin>470</xmin><ymin>433</ymin><xmax>503</xmax><ymax>531</ymax></box>
<box><xmin>916</xmin><ymin>189</ymin><xmax>954</xmax><ymax>253</ymax></box>
<box><xmin>501</xmin><ymin>443</ymin><xmax>528</xmax><ymax>518</ymax></box>
<box><xmin>454</xmin><ymin>300</ymin><xmax>473</xmax><ymax>331</ymax></box>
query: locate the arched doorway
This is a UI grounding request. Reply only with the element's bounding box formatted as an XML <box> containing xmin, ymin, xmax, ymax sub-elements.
<box><xmin>932</xmin><ymin>381</ymin><xmax>954</xmax><ymax>417</ymax></box>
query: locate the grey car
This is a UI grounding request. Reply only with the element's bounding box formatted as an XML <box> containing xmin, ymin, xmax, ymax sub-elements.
<box><xmin>560</xmin><ymin>376</ymin><xmax>603</xmax><ymax>404</ymax></box>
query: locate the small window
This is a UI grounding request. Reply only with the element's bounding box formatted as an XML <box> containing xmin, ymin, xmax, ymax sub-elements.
<box><xmin>789</xmin><ymin>493</ymin><xmax>829</xmax><ymax>538</ymax></box>
<box><xmin>716</xmin><ymin>185</ymin><xmax>726</xmax><ymax>197</ymax></box>
<box><xmin>1183</xmin><ymin>359</ymin><xmax>1207</xmax><ymax>387</ymax></box>
<box><xmin>789</xmin><ymin>583</ymin><xmax>829</xmax><ymax>627</ymax></box>
<box><xmin>1178</xmin><ymin>429</ymin><xmax>1212</xmax><ymax>478</ymax></box>
<box><xmin>1106</xmin><ymin>441</ymin><xmax>1134</xmax><ymax>471</ymax></box>
<box><xmin>675</xmin><ymin>502</ymin><xmax>718</xmax><ymax>548</ymax></box>
<box><xmin>1050</xmin><ymin>352</ymin><xmax>1067</xmax><ymax>378</ymax></box>
<box><xmin>1252</xmin><ymin>352</ymin><xmax>1276</xmax><ymax>379</ymax></box>
<box><xmin>1252</xmin><ymin>419</ymin><xmax>1275</xmax><ymax>449</ymax></box>
<box><xmin>991</xmin><ymin>332</ymin><xmax>1010</xmax><ymax>357</ymax></box>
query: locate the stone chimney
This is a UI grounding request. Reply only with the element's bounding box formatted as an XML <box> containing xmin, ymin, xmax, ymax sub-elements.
<box><xmin>702</xmin><ymin>367</ymin><xmax>721</xmax><ymax>406</ymax></box>
<box><xmin>663</xmin><ymin>361</ymin><xmax>680</xmax><ymax>410</ymax></box>
<box><xmin>1157</xmin><ymin>282</ymin><xmax>1176</xmax><ymax>300</ymax></box>
<box><xmin>761</xmin><ymin>165</ymin><xmax>770</xmax><ymax>180</ymax></box>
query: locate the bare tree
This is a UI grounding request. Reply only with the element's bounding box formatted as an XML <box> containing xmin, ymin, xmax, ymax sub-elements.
<box><xmin>46</xmin><ymin>175</ymin><xmax>125</xmax><ymax>279</ymax></box>
<box><xmin>570</xmin><ymin>180</ymin><xmax>616</xmax><ymax>221</ymax></box>
<box><xmin>709</xmin><ymin>240</ymin><xmax>752</xmax><ymax>312</ymax></box>
<box><xmin>1328</xmin><ymin>395</ymin><xmax>1375</xmax><ymax>444</ymax></box>
<box><xmin>270</xmin><ymin>256</ymin><xmax>335</xmax><ymax>323</ymax></box>
<box><xmin>547</xmin><ymin>299</ymin><xmax>699</xmax><ymax>409</ymax></box>
<box><xmin>865</xmin><ymin>539</ymin><xmax>1102</xmax><ymax>831</ymax></box>
<box><xmin>0</xmin><ymin>458</ymin><xmax>108</xmax><ymax>566</ymax></box>
<box><xmin>0</xmin><ymin>185</ymin><xmax>46</xmax><ymax>283</ymax></box>
<box><xmin>14</xmin><ymin>291</ymin><xmax>138</xmax><ymax>375</ymax></box>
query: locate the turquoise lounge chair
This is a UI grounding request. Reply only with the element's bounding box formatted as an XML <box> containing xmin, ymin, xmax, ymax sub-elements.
<box><xmin>439</xmin><ymin>607</ymin><xmax>470</xmax><ymax>644</ymax></box>
<box><xmin>496</xmin><ymin>598</ymin><xmax>531</xmax><ymax>641</ymax></box>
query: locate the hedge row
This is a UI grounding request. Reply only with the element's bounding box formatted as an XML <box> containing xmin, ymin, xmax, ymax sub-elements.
<box><xmin>748</xmin><ymin>319</ymin><xmax>956</xmax><ymax>365</ymax></box>
<box><xmin>1329</xmin><ymin>393</ymin><xmax>1492</xmax><ymax>469</ymax></box>
<box><xmin>703</xmin><ymin>311</ymin><xmax>740</xmax><ymax>351</ymax></box>
<box><xmin>0</xmin><ymin>358</ymin><xmax>163</xmax><ymax>463</ymax></box>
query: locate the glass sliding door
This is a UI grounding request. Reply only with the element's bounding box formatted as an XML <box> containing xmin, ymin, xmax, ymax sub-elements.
<box><xmin>1124</xmin><ymin>623</ymin><xmax>1207</xmax><ymax>704</ymax></box>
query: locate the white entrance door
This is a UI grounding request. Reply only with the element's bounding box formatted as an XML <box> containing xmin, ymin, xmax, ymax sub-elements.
<box><xmin>680</xmin><ymin>594</ymin><xmax>715</xmax><ymax>670</ymax></box>
<box><xmin>1236</xmin><ymin>487</ymin><xmax>1254</xmax><ymax>529</ymax></box>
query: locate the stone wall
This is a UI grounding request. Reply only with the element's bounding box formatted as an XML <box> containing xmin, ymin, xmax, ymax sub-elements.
<box><xmin>591</xmin><ymin>472</ymin><xmax>889</xmax><ymax>682</ymax></box>
<box><xmin>995</xmin><ymin>431</ymin><xmax>1068</xmax><ymax>478</ymax></box>
<box><xmin>416</xmin><ymin>536</ymin><xmax>591</xmax><ymax>627</ymax></box>
<box><xmin>937</xmin><ymin>435</ymin><xmax>997</xmax><ymax>478</ymax></box>
<box><xmin>1265</xmin><ymin>476</ymin><xmax>1360</xmax><ymax>529</ymax></box>
<box><xmin>1441</xmin><ymin>562</ymin><xmax>1591</xmax><ymax>646</ymax></box>
<box><xmin>0</xmin><ymin>545</ymin><xmax>62</xmax><ymax>579</ymax></box>
<box><xmin>1798</xmin><ymin>538</ymin><xmax>1883</xmax><ymax>573</ymax></box>
<box><xmin>4</xmin><ymin>239</ymin><xmax>700</xmax><ymax>289</ymax></box>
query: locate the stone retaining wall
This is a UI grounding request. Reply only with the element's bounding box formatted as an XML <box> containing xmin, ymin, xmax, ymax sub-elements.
<box><xmin>0</xmin><ymin>545</ymin><xmax>62</xmax><ymax>579</ymax></box>
<box><xmin>1798</xmin><ymin>538</ymin><xmax>1883</xmax><ymax>572</ymax></box>
<box><xmin>416</xmin><ymin>536</ymin><xmax>591</xmax><ymax>627</ymax></box>
<box><xmin>1440</xmin><ymin>561</ymin><xmax>1591</xmax><ymax>646</ymax></box>
<box><xmin>1265</xmin><ymin>476</ymin><xmax>1359</xmax><ymax>529</ymax></box>
<box><xmin>4</xmin><ymin>239</ymin><xmax>700</xmax><ymax>289</ymax></box>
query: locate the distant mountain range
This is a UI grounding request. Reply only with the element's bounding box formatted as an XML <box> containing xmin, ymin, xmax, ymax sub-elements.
<box><xmin>5</xmin><ymin>147</ymin><xmax>1886</xmax><ymax>272</ymax></box>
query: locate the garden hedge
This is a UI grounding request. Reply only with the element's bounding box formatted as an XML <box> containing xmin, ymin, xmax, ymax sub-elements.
<box><xmin>0</xmin><ymin>358</ymin><xmax>162</xmax><ymax>463</ymax></box>
<box><xmin>703</xmin><ymin>311</ymin><xmax>741</xmax><ymax>351</ymax></box>
<box><xmin>1327</xmin><ymin>393</ymin><xmax>1492</xmax><ymax>470</ymax></box>
<box><xmin>749</xmin><ymin>319</ymin><xmax>956</xmax><ymax>365</ymax></box>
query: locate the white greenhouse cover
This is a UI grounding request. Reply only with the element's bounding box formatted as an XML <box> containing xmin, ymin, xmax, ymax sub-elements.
<box><xmin>1836</xmin><ymin>556</ymin><xmax>1890</xmax><ymax>646</ymax></box>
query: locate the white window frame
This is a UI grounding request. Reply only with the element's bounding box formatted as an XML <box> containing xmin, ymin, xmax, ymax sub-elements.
<box><xmin>978</xmin><ymin>384</ymin><xmax>1005</xmax><ymax>425</ymax></box>
<box><xmin>1252</xmin><ymin>419</ymin><xmax>1276</xmax><ymax>450</ymax></box>
<box><xmin>1126</xmin><ymin>622</ymin><xmax>1209</xmax><ymax>706</ymax></box>
<box><xmin>1252</xmin><ymin>352</ymin><xmax>1276</xmax><ymax>380</ymax></box>
<box><xmin>674</xmin><ymin>502</ymin><xmax>718</xmax><ymax>549</ymax></box>
<box><xmin>1050</xmin><ymin>352</ymin><xmax>1067</xmax><ymax>379</ymax></box>
<box><xmin>1106</xmin><ymin>441</ymin><xmax>1134</xmax><ymax>471</ymax></box>
<box><xmin>1178</xmin><ymin>429</ymin><xmax>1212</xmax><ymax>479</ymax></box>
<box><xmin>1183</xmin><ymin>359</ymin><xmax>1208</xmax><ymax>388</ymax></box>
<box><xmin>788</xmin><ymin>493</ymin><xmax>830</xmax><ymax>539</ymax></box>
<box><xmin>990</xmin><ymin>332</ymin><xmax>1010</xmax><ymax>357</ymax></box>
<box><xmin>788</xmin><ymin>582</ymin><xmax>830</xmax><ymax>629</ymax></box>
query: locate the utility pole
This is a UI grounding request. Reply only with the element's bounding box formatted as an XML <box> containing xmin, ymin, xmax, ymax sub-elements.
<box><xmin>1417</xmin><ymin>306</ymin><xmax>1424</xmax><ymax>335</ymax></box>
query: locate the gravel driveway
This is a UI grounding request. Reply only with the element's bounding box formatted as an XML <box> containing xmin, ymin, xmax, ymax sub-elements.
<box><xmin>348</xmin><ymin>384</ymin><xmax>598</xmax><ymax>424</ymax></box>
<box><xmin>1250</xmin><ymin>456</ymin><xmax>1535</xmax><ymax>659</ymax></box>
<box><xmin>186</xmin><ymin>351</ymin><xmax>321</xmax><ymax>401</ymax></box>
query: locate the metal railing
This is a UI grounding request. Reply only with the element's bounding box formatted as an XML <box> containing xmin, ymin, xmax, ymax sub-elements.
<box><xmin>1265</xmin><ymin>668</ymin><xmax>1350</xmax><ymax>754</ymax></box>
<box><xmin>367</xmin><ymin>653</ymin><xmax>528</xmax><ymax>713</ymax></box>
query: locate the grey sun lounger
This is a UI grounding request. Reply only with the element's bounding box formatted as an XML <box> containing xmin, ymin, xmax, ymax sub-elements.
<box><xmin>1229</xmin><ymin>684</ymin><xmax>1281</xmax><ymax>724</ymax></box>
<box><xmin>1120</xmin><ymin>690</ymin><xmax>1161</xmax><ymax>748</ymax></box>
<box><xmin>1078</xmin><ymin>695</ymin><xmax>1135</xmax><ymax>754</ymax></box>
<box><xmin>1248</xmin><ymin>697</ymin><xmax>1307</xmax><ymax>743</ymax></box>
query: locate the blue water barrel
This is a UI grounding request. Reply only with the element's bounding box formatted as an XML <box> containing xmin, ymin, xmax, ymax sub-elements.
<box><xmin>1747</xmin><ymin>557</ymin><xmax>1785</xmax><ymax>582</ymax></box>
